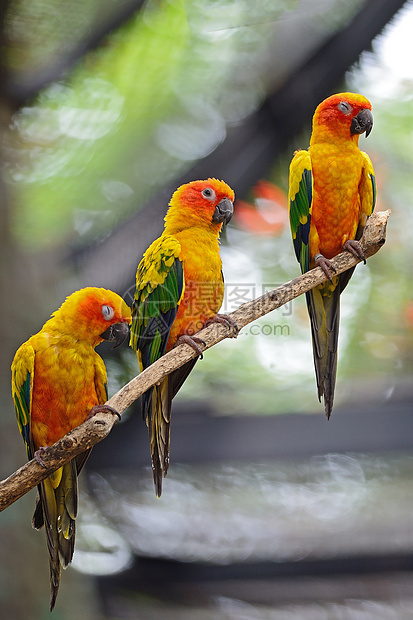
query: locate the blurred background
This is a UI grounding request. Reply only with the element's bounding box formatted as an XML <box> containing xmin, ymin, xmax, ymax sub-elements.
<box><xmin>1</xmin><ymin>0</ymin><xmax>413</xmax><ymax>618</ymax></box>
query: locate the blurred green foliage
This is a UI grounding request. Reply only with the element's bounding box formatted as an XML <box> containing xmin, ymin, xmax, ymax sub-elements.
<box><xmin>5</xmin><ymin>0</ymin><xmax>368</xmax><ymax>249</ymax></box>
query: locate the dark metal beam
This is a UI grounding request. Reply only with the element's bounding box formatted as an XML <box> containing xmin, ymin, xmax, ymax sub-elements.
<box><xmin>88</xmin><ymin>394</ymin><xmax>413</xmax><ymax>471</ymax></box>
<box><xmin>97</xmin><ymin>552</ymin><xmax>413</xmax><ymax>608</ymax></box>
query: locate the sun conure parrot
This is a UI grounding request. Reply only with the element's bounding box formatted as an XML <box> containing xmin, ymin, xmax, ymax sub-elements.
<box><xmin>130</xmin><ymin>178</ymin><xmax>236</xmax><ymax>497</ymax></box>
<box><xmin>11</xmin><ymin>287</ymin><xmax>131</xmax><ymax>610</ymax></box>
<box><xmin>288</xmin><ymin>92</ymin><xmax>376</xmax><ymax>418</ymax></box>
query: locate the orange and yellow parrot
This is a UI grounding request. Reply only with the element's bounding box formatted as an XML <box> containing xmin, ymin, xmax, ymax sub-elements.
<box><xmin>11</xmin><ymin>287</ymin><xmax>131</xmax><ymax>610</ymax></box>
<box><xmin>288</xmin><ymin>92</ymin><xmax>376</xmax><ymax>418</ymax></box>
<box><xmin>130</xmin><ymin>178</ymin><xmax>236</xmax><ymax>497</ymax></box>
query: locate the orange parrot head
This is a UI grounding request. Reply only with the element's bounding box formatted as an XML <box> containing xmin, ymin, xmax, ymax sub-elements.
<box><xmin>49</xmin><ymin>287</ymin><xmax>131</xmax><ymax>347</ymax></box>
<box><xmin>311</xmin><ymin>92</ymin><xmax>373</xmax><ymax>144</ymax></box>
<box><xmin>164</xmin><ymin>178</ymin><xmax>235</xmax><ymax>234</ymax></box>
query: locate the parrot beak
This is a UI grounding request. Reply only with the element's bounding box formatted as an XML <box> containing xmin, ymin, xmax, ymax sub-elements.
<box><xmin>212</xmin><ymin>197</ymin><xmax>234</xmax><ymax>225</ymax></box>
<box><xmin>350</xmin><ymin>108</ymin><xmax>373</xmax><ymax>137</ymax></box>
<box><xmin>100</xmin><ymin>322</ymin><xmax>130</xmax><ymax>349</ymax></box>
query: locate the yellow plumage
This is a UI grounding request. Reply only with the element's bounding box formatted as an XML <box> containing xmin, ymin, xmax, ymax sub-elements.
<box><xmin>11</xmin><ymin>287</ymin><xmax>131</xmax><ymax>610</ymax></box>
<box><xmin>130</xmin><ymin>179</ymin><xmax>235</xmax><ymax>496</ymax></box>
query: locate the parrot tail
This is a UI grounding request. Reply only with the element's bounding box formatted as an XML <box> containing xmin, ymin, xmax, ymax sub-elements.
<box><xmin>146</xmin><ymin>359</ymin><xmax>197</xmax><ymax>497</ymax></box>
<box><xmin>306</xmin><ymin>285</ymin><xmax>341</xmax><ymax>419</ymax></box>
<box><xmin>149</xmin><ymin>377</ymin><xmax>173</xmax><ymax>498</ymax></box>
<box><xmin>32</xmin><ymin>459</ymin><xmax>78</xmax><ymax>611</ymax></box>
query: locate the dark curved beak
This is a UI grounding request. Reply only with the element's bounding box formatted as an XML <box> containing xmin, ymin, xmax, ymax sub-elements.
<box><xmin>100</xmin><ymin>322</ymin><xmax>130</xmax><ymax>349</ymax></box>
<box><xmin>350</xmin><ymin>108</ymin><xmax>373</xmax><ymax>137</ymax></box>
<box><xmin>212</xmin><ymin>197</ymin><xmax>234</xmax><ymax>225</ymax></box>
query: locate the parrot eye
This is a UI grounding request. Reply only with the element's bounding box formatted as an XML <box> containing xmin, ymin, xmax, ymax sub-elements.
<box><xmin>337</xmin><ymin>101</ymin><xmax>353</xmax><ymax>115</ymax></box>
<box><xmin>202</xmin><ymin>187</ymin><xmax>216</xmax><ymax>201</ymax></box>
<box><xmin>102</xmin><ymin>305</ymin><xmax>115</xmax><ymax>321</ymax></box>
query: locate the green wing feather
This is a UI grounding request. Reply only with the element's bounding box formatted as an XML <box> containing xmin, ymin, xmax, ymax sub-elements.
<box><xmin>130</xmin><ymin>234</ymin><xmax>185</xmax><ymax>497</ymax></box>
<box><xmin>130</xmin><ymin>234</ymin><xmax>184</xmax><ymax>369</ymax></box>
<box><xmin>288</xmin><ymin>150</ymin><xmax>313</xmax><ymax>274</ymax></box>
<box><xmin>11</xmin><ymin>342</ymin><xmax>35</xmax><ymax>460</ymax></box>
<box><xmin>288</xmin><ymin>149</ymin><xmax>336</xmax><ymax>416</ymax></box>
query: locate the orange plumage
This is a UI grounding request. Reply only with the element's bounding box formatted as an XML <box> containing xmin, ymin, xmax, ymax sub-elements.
<box><xmin>130</xmin><ymin>178</ymin><xmax>235</xmax><ymax>496</ymax></box>
<box><xmin>12</xmin><ymin>287</ymin><xmax>131</xmax><ymax>610</ymax></box>
<box><xmin>289</xmin><ymin>93</ymin><xmax>376</xmax><ymax>417</ymax></box>
<box><xmin>162</xmin><ymin>178</ymin><xmax>234</xmax><ymax>347</ymax></box>
<box><xmin>308</xmin><ymin>93</ymin><xmax>374</xmax><ymax>261</ymax></box>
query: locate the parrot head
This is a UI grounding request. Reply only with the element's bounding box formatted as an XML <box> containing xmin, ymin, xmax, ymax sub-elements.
<box><xmin>311</xmin><ymin>92</ymin><xmax>373</xmax><ymax>143</ymax></box>
<box><xmin>51</xmin><ymin>287</ymin><xmax>131</xmax><ymax>347</ymax></box>
<box><xmin>164</xmin><ymin>178</ymin><xmax>235</xmax><ymax>234</ymax></box>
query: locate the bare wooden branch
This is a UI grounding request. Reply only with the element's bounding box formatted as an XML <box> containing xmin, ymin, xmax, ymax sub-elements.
<box><xmin>0</xmin><ymin>210</ymin><xmax>390</xmax><ymax>511</ymax></box>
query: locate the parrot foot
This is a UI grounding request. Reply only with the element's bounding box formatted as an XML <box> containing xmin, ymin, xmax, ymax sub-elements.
<box><xmin>314</xmin><ymin>253</ymin><xmax>336</xmax><ymax>283</ymax></box>
<box><xmin>87</xmin><ymin>404</ymin><xmax>121</xmax><ymax>422</ymax></box>
<box><xmin>205</xmin><ymin>313</ymin><xmax>239</xmax><ymax>336</ymax></box>
<box><xmin>34</xmin><ymin>447</ymin><xmax>47</xmax><ymax>468</ymax></box>
<box><xmin>175</xmin><ymin>334</ymin><xmax>206</xmax><ymax>359</ymax></box>
<box><xmin>343</xmin><ymin>239</ymin><xmax>366</xmax><ymax>264</ymax></box>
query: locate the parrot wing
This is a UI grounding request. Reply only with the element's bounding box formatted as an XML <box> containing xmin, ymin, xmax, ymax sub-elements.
<box><xmin>130</xmin><ymin>235</ymin><xmax>185</xmax><ymax>496</ymax></box>
<box><xmin>11</xmin><ymin>342</ymin><xmax>35</xmax><ymax>461</ymax></box>
<box><xmin>288</xmin><ymin>149</ymin><xmax>313</xmax><ymax>274</ymax></box>
<box><xmin>356</xmin><ymin>151</ymin><xmax>376</xmax><ymax>238</ymax></box>
<box><xmin>288</xmin><ymin>150</ymin><xmax>335</xmax><ymax>416</ymax></box>
<box><xmin>130</xmin><ymin>234</ymin><xmax>184</xmax><ymax>370</ymax></box>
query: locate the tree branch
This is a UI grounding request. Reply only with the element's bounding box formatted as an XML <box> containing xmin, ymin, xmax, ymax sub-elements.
<box><xmin>0</xmin><ymin>210</ymin><xmax>390</xmax><ymax>511</ymax></box>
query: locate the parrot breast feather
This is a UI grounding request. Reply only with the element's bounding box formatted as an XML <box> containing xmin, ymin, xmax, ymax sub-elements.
<box><xmin>130</xmin><ymin>235</ymin><xmax>184</xmax><ymax>369</ymax></box>
<box><xmin>289</xmin><ymin>150</ymin><xmax>313</xmax><ymax>273</ymax></box>
<box><xmin>11</xmin><ymin>342</ymin><xmax>35</xmax><ymax>460</ymax></box>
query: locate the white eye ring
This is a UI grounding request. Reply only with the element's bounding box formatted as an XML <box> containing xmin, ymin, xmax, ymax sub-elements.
<box><xmin>202</xmin><ymin>187</ymin><xmax>216</xmax><ymax>201</ymax></box>
<box><xmin>337</xmin><ymin>101</ymin><xmax>353</xmax><ymax>115</ymax></box>
<box><xmin>102</xmin><ymin>305</ymin><xmax>115</xmax><ymax>321</ymax></box>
